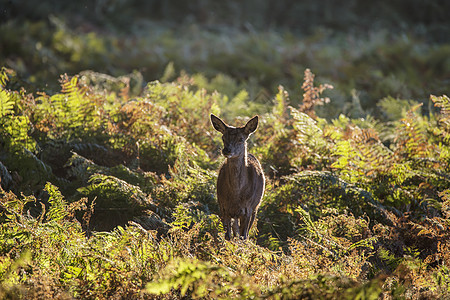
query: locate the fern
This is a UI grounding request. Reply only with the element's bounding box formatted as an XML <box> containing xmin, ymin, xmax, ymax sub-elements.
<box><xmin>0</xmin><ymin>68</ymin><xmax>18</xmax><ymax>119</ymax></box>
<box><xmin>331</xmin><ymin>140</ymin><xmax>361</xmax><ymax>180</ymax></box>
<box><xmin>329</xmin><ymin>116</ymin><xmax>395</xmax><ymax>182</ymax></box>
<box><xmin>346</xmin><ymin>236</ymin><xmax>378</xmax><ymax>252</ymax></box>
<box><xmin>1</xmin><ymin>116</ymin><xmax>37</xmax><ymax>152</ymax></box>
<box><xmin>378</xmin><ymin>247</ymin><xmax>404</xmax><ymax>272</ymax></box>
<box><xmin>0</xmin><ymin>67</ymin><xmax>9</xmax><ymax>87</ymax></box>
<box><xmin>274</xmin><ymin>85</ymin><xmax>289</xmax><ymax>120</ymax></box>
<box><xmin>146</xmin><ymin>258</ymin><xmax>256</xmax><ymax>298</ymax></box>
<box><xmin>45</xmin><ymin>182</ymin><xmax>68</xmax><ymax>222</ymax></box>
<box><xmin>1</xmin><ymin>64</ymin><xmax>449</xmax><ymax>299</ymax></box>
<box><xmin>34</xmin><ymin>74</ymin><xmax>103</xmax><ymax>139</ymax></box>
<box><xmin>299</xmin><ymin>68</ymin><xmax>333</xmax><ymax>119</ymax></box>
<box><xmin>394</xmin><ymin>104</ymin><xmax>431</xmax><ymax>160</ymax></box>
<box><xmin>438</xmin><ymin>189</ymin><xmax>450</xmax><ymax>219</ymax></box>
<box><xmin>78</xmin><ymin>173</ymin><xmax>147</xmax><ymax>208</ymax></box>
<box><xmin>289</xmin><ymin>106</ymin><xmax>330</xmax><ymax>169</ymax></box>
<box><xmin>295</xmin><ymin>206</ymin><xmax>319</xmax><ymax>240</ymax></box>
<box><xmin>290</xmin><ymin>107</ymin><xmax>325</xmax><ymax>149</ymax></box>
<box><xmin>350</xmin><ymin>127</ymin><xmax>393</xmax><ymax>177</ymax></box>
<box><xmin>71</xmin><ymin>142</ymin><xmax>109</xmax><ymax>158</ymax></box>
<box><xmin>431</xmin><ymin>94</ymin><xmax>450</xmax><ymax>144</ymax></box>
<box><xmin>65</xmin><ymin>151</ymin><xmax>97</xmax><ymax>182</ymax></box>
<box><xmin>288</xmin><ymin>171</ymin><xmax>394</xmax><ymax>225</ymax></box>
<box><xmin>378</xmin><ymin>96</ymin><xmax>418</xmax><ymax>121</ymax></box>
<box><xmin>0</xmin><ymin>88</ymin><xmax>14</xmax><ymax>117</ymax></box>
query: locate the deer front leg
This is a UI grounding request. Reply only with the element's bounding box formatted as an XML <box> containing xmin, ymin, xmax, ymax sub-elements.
<box><xmin>222</xmin><ymin>216</ymin><xmax>232</xmax><ymax>240</ymax></box>
<box><xmin>248</xmin><ymin>211</ymin><xmax>257</xmax><ymax>234</ymax></box>
<box><xmin>239</xmin><ymin>214</ymin><xmax>251</xmax><ymax>240</ymax></box>
<box><xmin>232</xmin><ymin>218</ymin><xmax>239</xmax><ymax>238</ymax></box>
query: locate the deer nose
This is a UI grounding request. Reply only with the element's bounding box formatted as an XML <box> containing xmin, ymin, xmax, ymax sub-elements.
<box><xmin>222</xmin><ymin>147</ymin><xmax>231</xmax><ymax>156</ymax></box>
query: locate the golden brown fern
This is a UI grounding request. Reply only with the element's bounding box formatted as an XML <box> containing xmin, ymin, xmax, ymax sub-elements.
<box><xmin>351</xmin><ymin>127</ymin><xmax>393</xmax><ymax>177</ymax></box>
<box><xmin>299</xmin><ymin>68</ymin><xmax>333</xmax><ymax>119</ymax></box>
<box><xmin>394</xmin><ymin>104</ymin><xmax>431</xmax><ymax>160</ymax></box>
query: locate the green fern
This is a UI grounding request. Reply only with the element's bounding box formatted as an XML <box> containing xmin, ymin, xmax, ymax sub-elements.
<box><xmin>34</xmin><ymin>74</ymin><xmax>102</xmax><ymax>139</ymax></box>
<box><xmin>438</xmin><ymin>189</ymin><xmax>450</xmax><ymax>219</ymax></box>
<box><xmin>346</xmin><ymin>236</ymin><xmax>378</xmax><ymax>253</ymax></box>
<box><xmin>1</xmin><ymin>116</ymin><xmax>37</xmax><ymax>152</ymax></box>
<box><xmin>0</xmin><ymin>68</ymin><xmax>18</xmax><ymax>118</ymax></box>
<box><xmin>146</xmin><ymin>258</ymin><xmax>255</xmax><ymax>298</ymax></box>
<box><xmin>0</xmin><ymin>88</ymin><xmax>14</xmax><ymax>117</ymax></box>
<box><xmin>289</xmin><ymin>106</ymin><xmax>330</xmax><ymax>168</ymax></box>
<box><xmin>45</xmin><ymin>182</ymin><xmax>68</xmax><ymax>222</ymax></box>
<box><xmin>290</xmin><ymin>107</ymin><xmax>325</xmax><ymax>149</ymax></box>
<box><xmin>274</xmin><ymin>85</ymin><xmax>289</xmax><ymax>119</ymax></box>
<box><xmin>431</xmin><ymin>94</ymin><xmax>450</xmax><ymax>144</ymax></box>
<box><xmin>295</xmin><ymin>206</ymin><xmax>319</xmax><ymax>239</ymax></box>
<box><xmin>378</xmin><ymin>96</ymin><xmax>418</xmax><ymax>121</ymax></box>
<box><xmin>378</xmin><ymin>247</ymin><xmax>402</xmax><ymax>270</ymax></box>
<box><xmin>78</xmin><ymin>173</ymin><xmax>147</xmax><ymax>208</ymax></box>
<box><xmin>287</xmin><ymin>170</ymin><xmax>394</xmax><ymax>225</ymax></box>
<box><xmin>0</xmin><ymin>67</ymin><xmax>9</xmax><ymax>87</ymax></box>
<box><xmin>65</xmin><ymin>152</ymin><xmax>97</xmax><ymax>182</ymax></box>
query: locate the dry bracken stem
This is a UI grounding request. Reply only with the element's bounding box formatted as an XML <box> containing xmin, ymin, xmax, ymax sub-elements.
<box><xmin>299</xmin><ymin>68</ymin><xmax>333</xmax><ymax>119</ymax></box>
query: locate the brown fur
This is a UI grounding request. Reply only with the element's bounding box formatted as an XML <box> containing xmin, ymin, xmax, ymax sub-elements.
<box><xmin>211</xmin><ymin>114</ymin><xmax>265</xmax><ymax>240</ymax></box>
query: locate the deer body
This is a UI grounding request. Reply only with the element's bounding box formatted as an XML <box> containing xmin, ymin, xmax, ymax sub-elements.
<box><xmin>211</xmin><ymin>114</ymin><xmax>265</xmax><ymax>240</ymax></box>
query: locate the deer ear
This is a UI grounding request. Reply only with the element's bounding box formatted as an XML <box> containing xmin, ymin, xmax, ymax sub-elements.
<box><xmin>244</xmin><ymin>116</ymin><xmax>259</xmax><ymax>135</ymax></box>
<box><xmin>210</xmin><ymin>114</ymin><xmax>227</xmax><ymax>134</ymax></box>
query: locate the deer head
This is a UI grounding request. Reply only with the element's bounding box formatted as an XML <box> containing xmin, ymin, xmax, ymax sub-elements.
<box><xmin>210</xmin><ymin>114</ymin><xmax>259</xmax><ymax>158</ymax></box>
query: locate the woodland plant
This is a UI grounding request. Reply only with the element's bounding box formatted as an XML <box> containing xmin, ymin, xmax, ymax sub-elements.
<box><xmin>0</xmin><ymin>65</ymin><xmax>450</xmax><ymax>298</ymax></box>
<box><xmin>2</xmin><ymin>8</ymin><xmax>449</xmax><ymax>117</ymax></box>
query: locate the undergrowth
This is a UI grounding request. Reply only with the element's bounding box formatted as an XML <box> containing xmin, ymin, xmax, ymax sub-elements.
<box><xmin>1</xmin><ymin>9</ymin><xmax>449</xmax><ymax>119</ymax></box>
<box><xmin>1</xmin><ymin>66</ymin><xmax>449</xmax><ymax>299</ymax></box>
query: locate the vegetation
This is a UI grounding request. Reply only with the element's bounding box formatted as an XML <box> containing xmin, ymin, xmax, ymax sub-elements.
<box><xmin>1</xmin><ymin>1</ymin><xmax>450</xmax><ymax>298</ymax></box>
<box><xmin>1</xmin><ymin>64</ymin><xmax>449</xmax><ymax>298</ymax></box>
<box><xmin>1</xmin><ymin>1</ymin><xmax>450</xmax><ymax>119</ymax></box>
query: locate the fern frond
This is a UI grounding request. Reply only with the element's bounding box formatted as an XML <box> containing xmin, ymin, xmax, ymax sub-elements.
<box><xmin>299</xmin><ymin>68</ymin><xmax>333</xmax><ymax>119</ymax></box>
<box><xmin>1</xmin><ymin>115</ymin><xmax>37</xmax><ymax>152</ymax></box>
<box><xmin>60</xmin><ymin>74</ymin><xmax>87</xmax><ymax>104</ymax></box>
<box><xmin>346</xmin><ymin>236</ymin><xmax>378</xmax><ymax>252</ymax></box>
<box><xmin>288</xmin><ymin>171</ymin><xmax>395</xmax><ymax>225</ymax></box>
<box><xmin>290</xmin><ymin>107</ymin><xmax>324</xmax><ymax>144</ymax></box>
<box><xmin>394</xmin><ymin>103</ymin><xmax>432</xmax><ymax>159</ymax></box>
<box><xmin>0</xmin><ymin>88</ymin><xmax>14</xmax><ymax>117</ymax></box>
<box><xmin>71</xmin><ymin>142</ymin><xmax>109</xmax><ymax>158</ymax></box>
<box><xmin>0</xmin><ymin>67</ymin><xmax>10</xmax><ymax>87</ymax></box>
<box><xmin>45</xmin><ymin>182</ymin><xmax>68</xmax><ymax>222</ymax></box>
<box><xmin>352</xmin><ymin>127</ymin><xmax>380</xmax><ymax>145</ymax></box>
<box><xmin>289</xmin><ymin>106</ymin><xmax>329</xmax><ymax>168</ymax></box>
<box><xmin>431</xmin><ymin>94</ymin><xmax>450</xmax><ymax>116</ymax></box>
<box><xmin>78</xmin><ymin>173</ymin><xmax>147</xmax><ymax>208</ymax></box>
<box><xmin>439</xmin><ymin>189</ymin><xmax>450</xmax><ymax>219</ymax></box>
<box><xmin>295</xmin><ymin>206</ymin><xmax>319</xmax><ymax>239</ymax></box>
<box><xmin>274</xmin><ymin>85</ymin><xmax>289</xmax><ymax>119</ymax></box>
<box><xmin>65</xmin><ymin>152</ymin><xmax>98</xmax><ymax>182</ymax></box>
<box><xmin>351</xmin><ymin>127</ymin><xmax>393</xmax><ymax>177</ymax></box>
<box><xmin>431</xmin><ymin>95</ymin><xmax>450</xmax><ymax>143</ymax></box>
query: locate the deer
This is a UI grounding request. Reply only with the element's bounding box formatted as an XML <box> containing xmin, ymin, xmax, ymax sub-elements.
<box><xmin>210</xmin><ymin>114</ymin><xmax>265</xmax><ymax>240</ymax></box>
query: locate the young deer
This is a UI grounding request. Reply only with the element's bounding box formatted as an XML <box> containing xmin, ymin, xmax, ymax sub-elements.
<box><xmin>210</xmin><ymin>114</ymin><xmax>265</xmax><ymax>240</ymax></box>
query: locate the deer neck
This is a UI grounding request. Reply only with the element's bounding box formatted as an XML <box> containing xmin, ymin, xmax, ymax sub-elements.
<box><xmin>225</xmin><ymin>146</ymin><xmax>248</xmax><ymax>188</ymax></box>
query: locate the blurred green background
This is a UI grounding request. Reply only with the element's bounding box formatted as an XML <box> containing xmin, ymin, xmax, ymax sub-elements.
<box><xmin>1</xmin><ymin>0</ymin><xmax>449</xmax><ymax>118</ymax></box>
